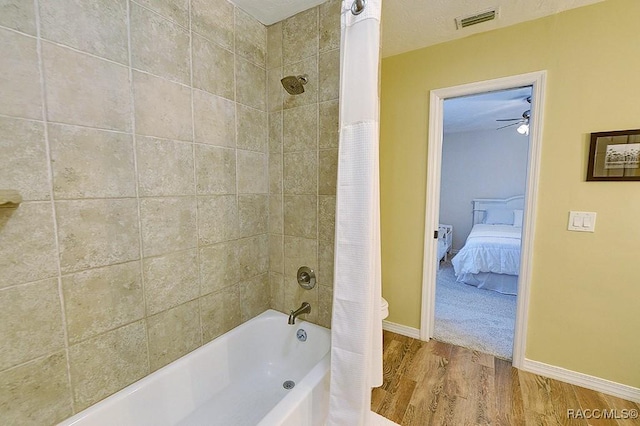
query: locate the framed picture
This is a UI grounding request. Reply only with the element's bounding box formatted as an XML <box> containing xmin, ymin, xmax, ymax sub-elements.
<box><xmin>587</xmin><ymin>129</ymin><xmax>640</xmax><ymax>181</ymax></box>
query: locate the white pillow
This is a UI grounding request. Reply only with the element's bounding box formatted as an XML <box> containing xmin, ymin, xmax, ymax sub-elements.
<box><xmin>484</xmin><ymin>209</ymin><xmax>514</xmax><ymax>225</ymax></box>
<box><xmin>513</xmin><ymin>209</ymin><xmax>523</xmax><ymax>227</ymax></box>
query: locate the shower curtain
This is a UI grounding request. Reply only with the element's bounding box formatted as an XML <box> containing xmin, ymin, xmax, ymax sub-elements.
<box><xmin>327</xmin><ymin>0</ymin><xmax>383</xmax><ymax>424</ymax></box>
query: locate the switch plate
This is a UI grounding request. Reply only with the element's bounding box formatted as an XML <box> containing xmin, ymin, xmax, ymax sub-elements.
<box><xmin>568</xmin><ymin>211</ymin><xmax>596</xmax><ymax>232</ymax></box>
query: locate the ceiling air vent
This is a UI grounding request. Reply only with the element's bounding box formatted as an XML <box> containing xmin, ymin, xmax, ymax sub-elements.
<box><xmin>455</xmin><ymin>8</ymin><xmax>498</xmax><ymax>29</ymax></box>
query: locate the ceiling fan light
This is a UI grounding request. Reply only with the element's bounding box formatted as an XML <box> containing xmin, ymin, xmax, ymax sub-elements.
<box><xmin>517</xmin><ymin>123</ymin><xmax>529</xmax><ymax>135</ymax></box>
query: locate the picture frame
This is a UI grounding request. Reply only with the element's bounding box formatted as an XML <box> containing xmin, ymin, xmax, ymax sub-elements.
<box><xmin>586</xmin><ymin>129</ymin><xmax>640</xmax><ymax>181</ymax></box>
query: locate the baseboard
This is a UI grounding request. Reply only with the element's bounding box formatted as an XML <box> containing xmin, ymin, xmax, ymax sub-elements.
<box><xmin>521</xmin><ymin>358</ymin><xmax>640</xmax><ymax>403</ymax></box>
<box><xmin>382</xmin><ymin>320</ymin><xmax>420</xmax><ymax>339</ymax></box>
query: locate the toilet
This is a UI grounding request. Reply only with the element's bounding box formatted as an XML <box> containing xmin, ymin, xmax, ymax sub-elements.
<box><xmin>380</xmin><ymin>297</ymin><xmax>389</xmax><ymax>320</ymax></box>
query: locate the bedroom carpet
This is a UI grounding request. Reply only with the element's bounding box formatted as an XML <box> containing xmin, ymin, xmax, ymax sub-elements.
<box><xmin>434</xmin><ymin>261</ymin><xmax>516</xmax><ymax>360</ymax></box>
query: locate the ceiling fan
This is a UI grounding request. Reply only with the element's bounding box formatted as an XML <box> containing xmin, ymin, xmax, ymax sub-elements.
<box><xmin>496</xmin><ymin>96</ymin><xmax>531</xmax><ymax>134</ymax></box>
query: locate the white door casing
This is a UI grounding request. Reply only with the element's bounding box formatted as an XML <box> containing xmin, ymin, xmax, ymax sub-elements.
<box><xmin>420</xmin><ymin>71</ymin><xmax>547</xmax><ymax>369</ymax></box>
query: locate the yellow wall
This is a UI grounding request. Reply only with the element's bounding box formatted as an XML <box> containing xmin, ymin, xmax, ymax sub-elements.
<box><xmin>380</xmin><ymin>0</ymin><xmax>640</xmax><ymax>388</ymax></box>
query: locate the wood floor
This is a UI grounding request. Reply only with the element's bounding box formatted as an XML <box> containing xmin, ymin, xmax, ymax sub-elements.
<box><xmin>371</xmin><ymin>331</ymin><xmax>640</xmax><ymax>425</ymax></box>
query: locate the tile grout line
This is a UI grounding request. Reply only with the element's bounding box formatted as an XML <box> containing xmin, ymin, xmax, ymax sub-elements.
<box><xmin>315</xmin><ymin>7</ymin><xmax>321</xmax><ymax>295</ymax></box>
<box><xmin>187</xmin><ymin>0</ymin><xmax>204</xmax><ymax>348</ymax></box>
<box><xmin>232</xmin><ymin>4</ymin><xmax>243</xmax><ymax>320</ymax></box>
<box><xmin>280</xmin><ymin>20</ymin><xmax>286</xmax><ymax>312</ymax></box>
<box><xmin>32</xmin><ymin>0</ymin><xmax>76</xmax><ymax>415</ymax></box>
<box><xmin>125</xmin><ymin>0</ymin><xmax>152</xmax><ymax>375</ymax></box>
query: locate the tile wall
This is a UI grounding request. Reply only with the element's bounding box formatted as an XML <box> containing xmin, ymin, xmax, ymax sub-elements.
<box><xmin>266</xmin><ymin>0</ymin><xmax>341</xmax><ymax>328</ymax></box>
<box><xmin>0</xmin><ymin>0</ymin><xmax>271</xmax><ymax>422</ymax></box>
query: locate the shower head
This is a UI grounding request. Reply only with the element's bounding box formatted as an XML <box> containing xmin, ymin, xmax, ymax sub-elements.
<box><xmin>281</xmin><ymin>74</ymin><xmax>308</xmax><ymax>95</ymax></box>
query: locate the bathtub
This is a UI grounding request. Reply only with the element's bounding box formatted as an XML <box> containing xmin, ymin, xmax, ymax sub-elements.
<box><xmin>59</xmin><ymin>310</ymin><xmax>331</xmax><ymax>426</ymax></box>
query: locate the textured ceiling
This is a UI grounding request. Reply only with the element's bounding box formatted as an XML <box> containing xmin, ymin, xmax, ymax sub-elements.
<box><xmin>232</xmin><ymin>0</ymin><xmax>604</xmax><ymax>53</ymax></box>
<box><xmin>444</xmin><ymin>87</ymin><xmax>533</xmax><ymax>134</ymax></box>
<box><xmin>381</xmin><ymin>0</ymin><xmax>605</xmax><ymax>58</ymax></box>
<box><xmin>231</xmin><ymin>0</ymin><xmax>604</xmax><ymax>131</ymax></box>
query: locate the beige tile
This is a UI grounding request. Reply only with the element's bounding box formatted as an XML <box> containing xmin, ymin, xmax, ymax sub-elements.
<box><xmin>197</xmin><ymin>195</ymin><xmax>238</xmax><ymax>245</ymax></box>
<box><xmin>238</xmin><ymin>194</ymin><xmax>268</xmax><ymax>237</ymax></box>
<box><xmin>284</xmin><ymin>235</ymin><xmax>317</xmax><ymax>278</ymax></box>
<box><xmin>49</xmin><ymin>124</ymin><xmax>136</xmax><ymax>199</ymax></box>
<box><xmin>68</xmin><ymin>321</ymin><xmax>148</xmax><ymax>411</ymax></box>
<box><xmin>283</xmin><ymin>8</ymin><xmax>318</xmax><ymax>65</ymax></box>
<box><xmin>269</xmin><ymin>152</ymin><xmax>283</xmax><ymax>194</ymax></box>
<box><xmin>136</xmin><ymin>136</ymin><xmax>194</xmax><ymax>197</ymax></box>
<box><xmin>133</xmin><ymin>71</ymin><xmax>192</xmax><ymax>141</ymax></box>
<box><xmin>0</xmin><ymin>0</ymin><xmax>36</xmax><ymax>35</ymax></box>
<box><xmin>284</xmin><ymin>280</ymin><xmax>318</xmax><ymax>324</ymax></box>
<box><xmin>267</xmin><ymin>22</ymin><xmax>283</xmax><ymax>70</ymax></box>
<box><xmin>131</xmin><ymin>3</ymin><xmax>190</xmax><ymax>84</ymax></box>
<box><xmin>269</xmin><ymin>271</ymin><xmax>284</xmax><ymax>313</ymax></box>
<box><xmin>0</xmin><ymin>117</ymin><xmax>49</xmax><ymax>201</ymax></box>
<box><xmin>319</xmin><ymin>0</ymin><xmax>341</xmax><ymax>53</ymax></box>
<box><xmin>144</xmin><ymin>249</ymin><xmax>199</xmax><ymax>315</ymax></box>
<box><xmin>0</xmin><ymin>28</ymin><xmax>42</xmax><ymax>119</ymax></box>
<box><xmin>200</xmin><ymin>286</ymin><xmax>240</xmax><ymax>342</ymax></box>
<box><xmin>237</xmin><ymin>150</ymin><xmax>268</xmax><ymax>194</ymax></box>
<box><xmin>318</xmin><ymin>195</ymin><xmax>336</xmax><ymax>242</ymax></box>
<box><xmin>239</xmin><ymin>273</ymin><xmax>269</xmax><ymax>321</ymax></box>
<box><xmin>319</xmin><ymin>49</ymin><xmax>340</xmax><ymax>102</ymax></box>
<box><xmin>0</xmin><ymin>352</ymin><xmax>72</xmax><ymax>425</ymax></box>
<box><xmin>283</xmin><ymin>104</ymin><xmax>317</xmax><ymax>152</ymax></box>
<box><xmin>63</xmin><ymin>261</ymin><xmax>144</xmax><ymax>344</ymax></box>
<box><xmin>237</xmin><ymin>104</ymin><xmax>268</xmax><ymax>152</ymax></box>
<box><xmin>135</xmin><ymin>0</ymin><xmax>190</xmax><ymax>27</ymax></box>
<box><xmin>40</xmin><ymin>0</ymin><xmax>128</xmax><ymax>64</ymax></box>
<box><xmin>191</xmin><ymin>0</ymin><xmax>234</xmax><ymax>51</ymax></box>
<box><xmin>319</xmin><ymin>100</ymin><xmax>339</xmax><ymax>149</ymax></box>
<box><xmin>147</xmin><ymin>300</ymin><xmax>200</xmax><ymax>371</ymax></box>
<box><xmin>318</xmin><ymin>285</ymin><xmax>333</xmax><ymax>328</ymax></box>
<box><xmin>200</xmin><ymin>240</ymin><xmax>240</xmax><ymax>295</ymax></box>
<box><xmin>236</xmin><ymin>57</ymin><xmax>266</xmax><ymax>111</ymax></box>
<box><xmin>235</xmin><ymin>8</ymin><xmax>266</xmax><ymax>67</ymax></box>
<box><xmin>140</xmin><ymin>197</ymin><xmax>197</xmax><ymax>257</ymax></box>
<box><xmin>269</xmin><ymin>234</ymin><xmax>284</xmax><ymax>274</ymax></box>
<box><xmin>267</xmin><ymin>68</ymin><xmax>284</xmax><ymax>112</ymax></box>
<box><xmin>318</xmin><ymin>239</ymin><xmax>334</xmax><ymax>288</ymax></box>
<box><xmin>192</xmin><ymin>33</ymin><xmax>234</xmax><ymax>101</ymax></box>
<box><xmin>238</xmin><ymin>234</ymin><xmax>269</xmax><ymax>278</ymax></box>
<box><xmin>283</xmin><ymin>56</ymin><xmax>318</xmax><ymax>110</ymax></box>
<box><xmin>0</xmin><ymin>204</ymin><xmax>58</xmax><ymax>289</ymax></box>
<box><xmin>269</xmin><ymin>194</ymin><xmax>283</xmax><ymax>235</ymax></box>
<box><xmin>195</xmin><ymin>145</ymin><xmax>236</xmax><ymax>195</ymax></box>
<box><xmin>193</xmin><ymin>89</ymin><xmax>236</xmax><ymax>147</ymax></box>
<box><xmin>44</xmin><ymin>42</ymin><xmax>131</xmax><ymax>131</ymax></box>
<box><xmin>56</xmin><ymin>199</ymin><xmax>140</xmax><ymax>273</ymax></box>
<box><xmin>284</xmin><ymin>195</ymin><xmax>317</xmax><ymax>239</ymax></box>
<box><xmin>269</xmin><ymin>111</ymin><xmax>283</xmax><ymax>153</ymax></box>
<box><xmin>283</xmin><ymin>151</ymin><xmax>317</xmax><ymax>194</ymax></box>
<box><xmin>0</xmin><ymin>279</ymin><xmax>64</xmax><ymax>371</ymax></box>
<box><xmin>319</xmin><ymin>148</ymin><xmax>338</xmax><ymax>195</ymax></box>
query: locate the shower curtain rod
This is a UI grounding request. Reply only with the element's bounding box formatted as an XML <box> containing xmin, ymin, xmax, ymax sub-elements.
<box><xmin>351</xmin><ymin>0</ymin><xmax>366</xmax><ymax>15</ymax></box>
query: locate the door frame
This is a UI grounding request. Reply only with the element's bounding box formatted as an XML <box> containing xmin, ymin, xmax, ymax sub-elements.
<box><xmin>419</xmin><ymin>71</ymin><xmax>546</xmax><ymax>368</ymax></box>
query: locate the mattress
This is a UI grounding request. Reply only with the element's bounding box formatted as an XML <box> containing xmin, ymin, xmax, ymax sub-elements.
<box><xmin>451</xmin><ymin>224</ymin><xmax>522</xmax><ymax>295</ymax></box>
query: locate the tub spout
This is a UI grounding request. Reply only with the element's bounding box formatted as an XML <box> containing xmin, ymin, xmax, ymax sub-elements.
<box><xmin>288</xmin><ymin>302</ymin><xmax>311</xmax><ymax>325</ymax></box>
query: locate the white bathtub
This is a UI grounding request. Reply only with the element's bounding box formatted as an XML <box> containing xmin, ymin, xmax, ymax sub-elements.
<box><xmin>59</xmin><ymin>310</ymin><xmax>331</xmax><ymax>426</ymax></box>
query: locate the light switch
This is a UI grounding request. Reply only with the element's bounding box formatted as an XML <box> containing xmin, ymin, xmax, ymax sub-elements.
<box><xmin>568</xmin><ymin>211</ymin><xmax>596</xmax><ymax>232</ymax></box>
<box><xmin>572</xmin><ymin>215</ymin><xmax>583</xmax><ymax>227</ymax></box>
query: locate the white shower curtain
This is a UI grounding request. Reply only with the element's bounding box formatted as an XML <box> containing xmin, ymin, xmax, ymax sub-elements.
<box><xmin>327</xmin><ymin>0</ymin><xmax>383</xmax><ymax>424</ymax></box>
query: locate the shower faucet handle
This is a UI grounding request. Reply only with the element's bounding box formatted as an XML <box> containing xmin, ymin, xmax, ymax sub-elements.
<box><xmin>297</xmin><ymin>266</ymin><xmax>316</xmax><ymax>290</ymax></box>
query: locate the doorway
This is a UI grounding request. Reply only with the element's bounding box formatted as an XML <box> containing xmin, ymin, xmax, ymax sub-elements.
<box><xmin>435</xmin><ymin>86</ymin><xmax>531</xmax><ymax>360</ymax></box>
<box><xmin>419</xmin><ymin>71</ymin><xmax>546</xmax><ymax>368</ymax></box>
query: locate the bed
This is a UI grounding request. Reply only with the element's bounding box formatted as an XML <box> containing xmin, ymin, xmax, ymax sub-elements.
<box><xmin>451</xmin><ymin>196</ymin><xmax>524</xmax><ymax>295</ymax></box>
